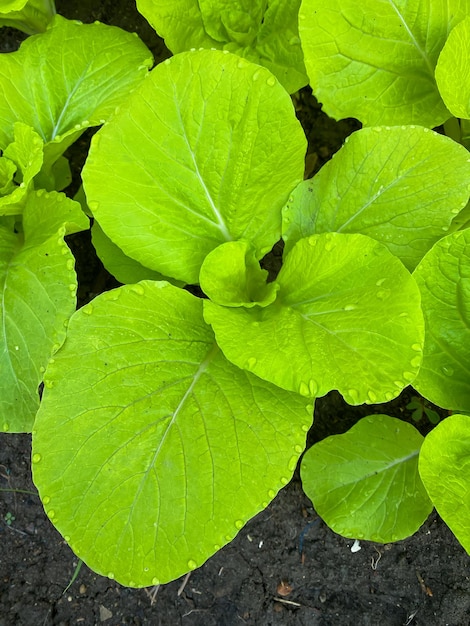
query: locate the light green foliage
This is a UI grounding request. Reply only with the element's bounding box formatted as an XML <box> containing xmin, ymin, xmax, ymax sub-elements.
<box><xmin>82</xmin><ymin>49</ymin><xmax>306</xmax><ymax>284</ymax></box>
<box><xmin>136</xmin><ymin>0</ymin><xmax>308</xmax><ymax>93</ymax></box>
<box><xmin>0</xmin><ymin>0</ymin><xmax>55</xmax><ymax>34</ymax></box>
<box><xmin>419</xmin><ymin>415</ymin><xmax>470</xmax><ymax>554</ymax></box>
<box><xmin>436</xmin><ymin>17</ymin><xmax>470</xmax><ymax>119</ymax></box>
<box><xmin>413</xmin><ymin>229</ymin><xmax>470</xmax><ymax>412</ymax></box>
<box><xmin>32</xmin><ymin>281</ymin><xmax>312</xmax><ymax>586</ymax></box>
<box><xmin>0</xmin><ymin>191</ymin><xmax>88</xmax><ymax>432</ymax></box>
<box><xmin>91</xmin><ymin>221</ymin><xmax>179</xmax><ymax>286</ymax></box>
<box><xmin>0</xmin><ymin>123</ymin><xmax>44</xmax><ymax>216</ymax></box>
<box><xmin>301</xmin><ymin>415</ymin><xmax>432</xmax><ymax>542</ymax></box>
<box><xmin>0</xmin><ymin>15</ymin><xmax>152</xmax><ymax>174</ymax></box>
<box><xmin>299</xmin><ymin>0</ymin><xmax>470</xmax><ymax>126</ymax></box>
<box><xmin>204</xmin><ymin>233</ymin><xmax>424</xmax><ymax>405</ymax></box>
<box><xmin>199</xmin><ymin>241</ymin><xmax>279</xmax><ymax>307</ymax></box>
<box><xmin>282</xmin><ymin>126</ymin><xmax>470</xmax><ymax>270</ymax></box>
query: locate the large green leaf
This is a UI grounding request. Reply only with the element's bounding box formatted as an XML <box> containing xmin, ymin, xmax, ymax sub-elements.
<box><xmin>204</xmin><ymin>233</ymin><xmax>424</xmax><ymax>405</ymax></box>
<box><xmin>0</xmin><ymin>191</ymin><xmax>88</xmax><ymax>433</ymax></box>
<box><xmin>136</xmin><ymin>0</ymin><xmax>308</xmax><ymax>93</ymax></box>
<box><xmin>436</xmin><ymin>17</ymin><xmax>470</xmax><ymax>119</ymax></box>
<box><xmin>413</xmin><ymin>229</ymin><xmax>470</xmax><ymax>411</ymax></box>
<box><xmin>82</xmin><ymin>49</ymin><xmax>306</xmax><ymax>284</ymax></box>
<box><xmin>0</xmin><ymin>15</ymin><xmax>152</xmax><ymax>170</ymax></box>
<box><xmin>32</xmin><ymin>281</ymin><xmax>312</xmax><ymax>586</ymax></box>
<box><xmin>301</xmin><ymin>415</ymin><xmax>432</xmax><ymax>542</ymax></box>
<box><xmin>282</xmin><ymin>126</ymin><xmax>470</xmax><ymax>269</ymax></box>
<box><xmin>0</xmin><ymin>0</ymin><xmax>55</xmax><ymax>34</ymax></box>
<box><xmin>299</xmin><ymin>0</ymin><xmax>470</xmax><ymax>126</ymax></box>
<box><xmin>419</xmin><ymin>414</ymin><xmax>470</xmax><ymax>554</ymax></box>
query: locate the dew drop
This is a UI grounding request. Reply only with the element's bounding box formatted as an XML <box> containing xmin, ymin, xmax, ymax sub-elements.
<box><xmin>410</xmin><ymin>356</ymin><xmax>421</xmax><ymax>368</ymax></box>
<box><xmin>289</xmin><ymin>35</ymin><xmax>300</xmax><ymax>45</ymax></box>
<box><xmin>214</xmin><ymin>544</ymin><xmax>221</xmax><ymax>551</ymax></box>
<box><xmin>442</xmin><ymin>365</ymin><xmax>454</xmax><ymax>376</ymax></box>
<box><xmin>47</xmin><ymin>509</ymin><xmax>55</xmax><ymax>519</ymax></box>
<box><xmin>308</xmin><ymin>379</ymin><xmax>318</xmax><ymax>395</ymax></box>
<box><xmin>108</xmin><ymin>572</ymin><xmax>115</xmax><ymax>579</ymax></box>
<box><xmin>344</xmin><ymin>304</ymin><xmax>356</xmax><ymax>311</ymax></box>
<box><xmin>268</xmin><ymin>489</ymin><xmax>276</xmax><ymax>499</ymax></box>
<box><xmin>384</xmin><ymin>391</ymin><xmax>394</xmax><ymax>401</ymax></box>
<box><xmin>82</xmin><ymin>304</ymin><xmax>93</xmax><ymax>315</ymax></box>
<box><xmin>235</xmin><ymin>519</ymin><xmax>244</xmax><ymax>530</ymax></box>
<box><xmin>42</xmin><ymin>496</ymin><xmax>51</xmax><ymax>505</ymax></box>
<box><xmin>367</xmin><ymin>390</ymin><xmax>377</xmax><ymax>403</ymax></box>
<box><xmin>375</xmin><ymin>278</ymin><xmax>386</xmax><ymax>287</ymax></box>
<box><xmin>252</xmin><ymin>70</ymin><xmax>261</xmax><ymax>81</ymax></box>
<box><xmin>305</xmin><ymin>404</ymin><xmax>314</xmax><ymax>416</ymax></box>
<box><xmin>187</xmin><ymin>559</ymin><xmax>197</xmax><ymax>570</ymax></box>
<box><xmin>88</xmin><ymin>201</ymin><xmax>99</xmax><ymax>212</ymax></box>
<box><xmin>411</xmin><ymin>343</ymin><xmax>422</xmax><ymax>352</ymax></box>
<box><xmin>394</xmin><ymin>380</ymin><xmax>404</xmax><ymax>388</ymax></box>
<box><xmin>2</xmin><ymin>423</ymin><xmax>9</xmax><ymax>431</ymax></box>
<box><xmin>129</xmin><ymin>580</ymin><xmax>136</xmax><ymax>587</ymax></box>
<box><xmin>301</xmin><ymin>423</ymin><xmax>310</xmax><ymax>431</ymax></box>
<box><xmin>104</xmin><ymin>290</ymin><xmax>120</xmax><ymax>301</ymax></box>
<box><xmin>403</xmin><ymin>371</ymin><xmax>415</xmax><ymax>381</ymax></box>
<box><xmin>294</xmin><ymin>444</ymin><xmax>303</xmax><ymax>454</ymax></box>
<box><xmin>130</xmin><ymin>284</ymin><xmax>145</xmax><ymax>295</ymax></box>
<box><xmin>307</xmin><ymin>236</ymin><xmax>317</xmax><ymax>247</ymax></box>
<box><xmin>246</xmin><ymin>357</ymin><xmax>257</xmax><ymax>369</ymax></box>
<box><xmin>237</xmin><ymin>58</ymin><xmax>248</xmax><ymax>68</ymax></box>
<box><xmin>280</xmin><ymin>476</ymin><xmax>289</xmax><ymax>485</ymax></box>
<box><xmin>225</xmin><ymin>534</ymin><xmax>232</xmax><ymax>542</ymax></box>
<box><xmin>266</xmin><ymin>76</ymin><xmax>276</xmax><ymax>87</ymax></box>
<box><xmin>32</xmin><ymin>453</ymin><xmax>41</xmax><ymax>463</ymax></box>
<box><xmin>376</xmin><ymin>289</ymin><xmax>391</xmax><ymax>300</ymax></box>
<box><xmin>299</xmin><ymin>381</ymin><xmax>310</xmax><ymax>396</ymax></box>
<box><xmin>44</xmin><ymin>379</ymin><xmax>54</xmax><ymax>389</ymax></box>
<box><xmin>64</xmin><ymin>535</ymin><xmax>70</xmax><ymax>542</ymax></box>
<box><xmin>288</xmin><ymin>455</ymin><xmax>298</xmax><ymax>471</ymax></box>
<box><xmin>66</xmin><ymin>259</ymin><xmax>74</xmax><ymax>271</ymax></box>
<box><xmin>69</xmin><ymin>284</ymin><xmax>76</xmax><ymax>292</ymax></box>
<box><xmin>347</xmin><ymin>388</ymin><xmax>359</xmax><ymax>403</ymax></box>
<box><xmin>152</xmin><ymin>577</ymin><xmax>159</xmax><ymax>585</ymax></box>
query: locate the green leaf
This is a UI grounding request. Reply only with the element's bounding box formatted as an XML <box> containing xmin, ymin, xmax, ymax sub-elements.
<box><xmin>0</xmin><ymin>0</ymin><xmax>55</xmax><ymax>34</ymax></box>
<box><xmin>91</xmin><ymin>221</ymin><xmax>183</xmax><ymax>287</ymax></box>
<box><xmin>282</xmin><ymin>126</ymin><xmax>470</xmax><ymax>269</ymax></box>
<box><xmin>199</xmin><ymin>240</ymin><xmax>279</xmax><ymax>307</ymax></box>
<box><xmin>204</xmin><ymin>233</ymin><xmax>424</xmax><ymax>404</ymax></box>
<box><xmin>436</xmin><ymin>17</ymin><xmax>470</xmax><ymax>119</ymax></box>
<box><xmin>298</xmin><ymin>0</ymin><xmax>469</xmax><ymax>126</ymax></box>
<box><xmin>413</xmin><ymin>229</ymin><xmax>470</xmax><ymax>412</ymax></box>
<box><xmin>136</xmin><ymin>0</ymin><xmax>308</xmax><ymax>93</ymax></box>
<box><xmin>82</xmin><ymin>49</ymin><xmax>306</xmax><ymax>284</ymax></box>
<box><xmin>301</xmin><ymin>415</ymin><xmax>432</xmax><ymax>542</ymax></box>
<box><xmin>32</xmin><ymin>281</ymin><xmax>312</xmax><ymax>586</ymax></box>
<box><xmin>0</xmin><ymin>191</ymin><xmax>89</xmax><ymax>433</ymax></box>
<box><xmin>0</xmin><ymin>123</ymin><xmax>44</xmax><ymax>216</ymax></box>
<box><xmin>0</xmin><ymin>15</ymin><xmax>152</xmax><ymax>170</ymax></box>
<box><xmin>419</xmin><ymin>414</ymin><xmax>470</xmax><ymax>554</ymax></box>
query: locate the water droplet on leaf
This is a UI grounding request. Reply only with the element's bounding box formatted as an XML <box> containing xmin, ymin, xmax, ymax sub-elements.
<box><xmin>187</xmin><ymin>560</ymin><xmax>197</xmax><ymax>570</ymax></box>
<box><xmin>32</xmin><ymin>454</ymin><xmax>41</xmax><ymax>463</ymax></box>
<box><xmin>367</xmin><ymin>390</ymin><xmax>377</xmax><ymax>402</ymax></box>
<box><xmin>235</xmin><ymin>519</ymin><xmax>244</xmax><ymax>530</ymax></box>
<box><xmin>2</xmin><ymin>423</ymin><xmax>9</xmax><ymax>431</ymax></box>
<box><xmin>266</xmin><ymin>76</ymin><xmax>276</xmax><ymax>86</ymax></box>
<box><xmin>442</xmin><ymin>365</ymin><xmax>454</xmax><ymax>376</ymax></box>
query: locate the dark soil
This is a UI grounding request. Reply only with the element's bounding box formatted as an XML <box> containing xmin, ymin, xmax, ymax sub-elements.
<box><xmin>1</xmin><ymin>2</ymin><xmax>469</xmax><ymax>625</ymax></box>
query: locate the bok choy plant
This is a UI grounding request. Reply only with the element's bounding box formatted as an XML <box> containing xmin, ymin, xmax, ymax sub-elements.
<box><xmin>1</xmin><ymin>0</ymin><xmax>470</xmax><ymax>590</ymax></box>
<box><xmin>30</xmin><ymin>44</ymin><xmax>470</xmax><ymax>587</ymax></box>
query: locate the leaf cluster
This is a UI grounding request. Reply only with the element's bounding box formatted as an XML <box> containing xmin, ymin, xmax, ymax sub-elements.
<box><xmin>1</xmin><ymin>0</ymin><xmax>469</xmax><ymax>587</ymax></box>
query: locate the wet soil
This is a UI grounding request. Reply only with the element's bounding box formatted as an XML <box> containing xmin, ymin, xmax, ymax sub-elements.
<box><xmin>1</xmin><ymin>2</ymin><xmax>469</xmax><ymax>625</ymax></box>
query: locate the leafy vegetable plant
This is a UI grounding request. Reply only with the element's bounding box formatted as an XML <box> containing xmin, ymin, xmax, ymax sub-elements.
<box><xmin>0</xmin><ymin>0</ymin><xmax>56</xmax><ymax>34</ymax></box>
<box><xmin>1</xmin><ymin>0</ymin><xmax>470</xmax><ymax>591</ymax></box>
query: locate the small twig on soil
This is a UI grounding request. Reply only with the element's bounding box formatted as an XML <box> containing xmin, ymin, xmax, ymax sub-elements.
<box><xmin>416</xmin><ymin>571</ymin><xmax>433</xmax><ymax>597</ymax></box>
<box><xmin>273</xmin><ymin>597</ymin><xmax>302</xmax><ymax>608</ymax></box>
<box><xmin>404</xmin><ymin>608</ymin><xmax>419</xmax><ymax>625</ymax></box>
<box><xmin>371</xmin><ymin>546</ymin><xmax>382</xmax><ymax>570</ymax></box>
<box><xmin>177</xmin><ymin>571</ymin><xmax>192</xmax><ymax>596</ymax></box>
<box><xmin>144</xmin><ymin>585</ymin><xmax>160</xmax><ymax>605</ymax></box>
